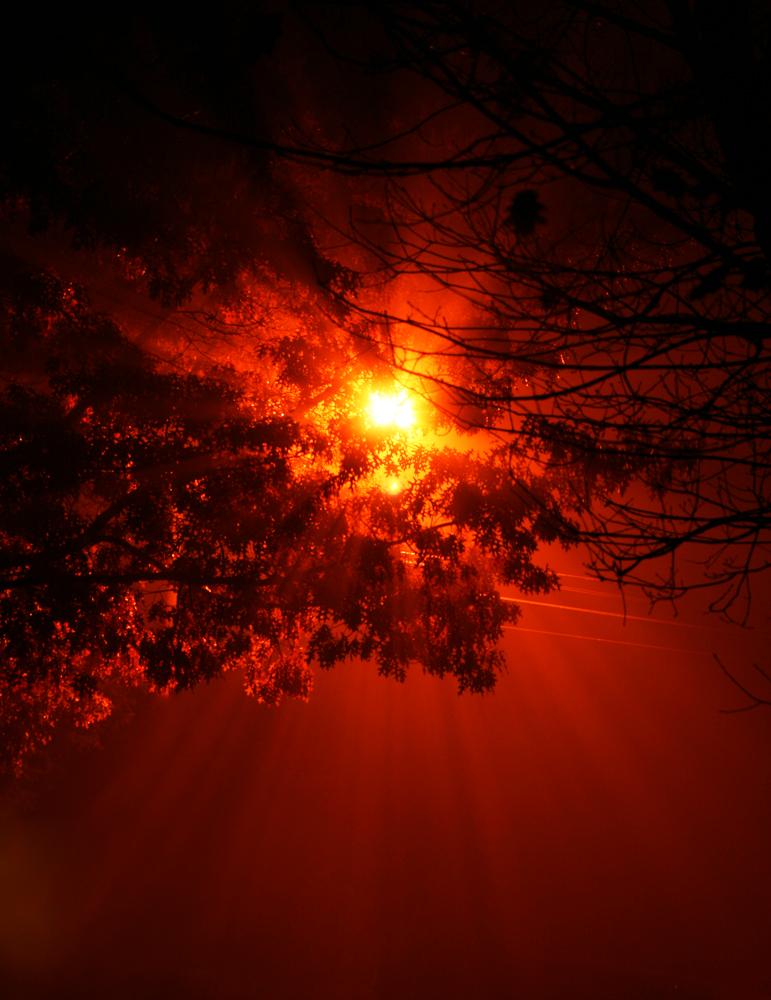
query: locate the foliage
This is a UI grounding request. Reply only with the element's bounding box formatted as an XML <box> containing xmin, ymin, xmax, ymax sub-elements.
<box><xmin>9</xmin><ymin>0</ymin><xmax>771</xmax><ymax>763</ymax></box>
<box><xmin>0</xmin><ymin>260</ymin><xmax>566</xmax><ymax>773</ymax></box>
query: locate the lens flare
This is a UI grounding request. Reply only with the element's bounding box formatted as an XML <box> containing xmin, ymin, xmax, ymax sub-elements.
<box><xmin>369</xmin><ymin>389</ymin><xmax>415</xmax><ymax>428</ymax></box>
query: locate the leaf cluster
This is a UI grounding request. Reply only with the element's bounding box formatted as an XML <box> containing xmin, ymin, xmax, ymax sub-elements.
<box><xmin>0</xmin><ymin>262</ymin><xmax>565</xmax><ymax>773</ymax></box>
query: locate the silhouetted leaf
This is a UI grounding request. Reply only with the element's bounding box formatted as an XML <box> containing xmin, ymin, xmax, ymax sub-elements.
<box><xmin>504</xmin><ymin>191</ymin><xmax>547</xmax><ymax>237</ymax></box>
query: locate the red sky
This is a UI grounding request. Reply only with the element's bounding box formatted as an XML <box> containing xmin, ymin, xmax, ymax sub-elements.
<box><xmin>2</xmin><ymin>554</ymin><xmax>770</xmax><ymax>1000</ymax></box>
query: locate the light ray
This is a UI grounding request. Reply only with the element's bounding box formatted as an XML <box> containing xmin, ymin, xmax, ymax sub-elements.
<box><xmin>506</xmin><ymin>625</ymin><xmax>701</xmax><ymax>654</ymax></box>
<box><xmin>503</xmin><ymin>597</ymin><xmax>721</xmax><ymax>631</ymax></box>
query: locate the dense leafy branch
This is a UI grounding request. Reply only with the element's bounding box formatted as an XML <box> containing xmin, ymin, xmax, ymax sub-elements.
<box><xmin>5</xmin><ymin>0</ymin><xmax>771</xmax><ymax>769</ymax></box>
<box><xmin>0</xmin><ymin>260</ymin><xmax>569</xmax><ymax>773</ymax></box>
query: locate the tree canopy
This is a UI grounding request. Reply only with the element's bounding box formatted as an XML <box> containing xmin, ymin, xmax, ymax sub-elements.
<box><xmin>4</xmin><ymin>0</ymin><xmax>771</xmax><ymax>769</ymax></box>
<box><xmin>0</xmin><ymin>253</ymin><xmax>570</xmax><ymax>773</ymax></box>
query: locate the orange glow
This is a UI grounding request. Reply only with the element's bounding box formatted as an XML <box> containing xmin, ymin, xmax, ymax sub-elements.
<box><xmin>369</xmin><ymin>389</ymin><xmax>415</xmax><ymax>428</ymax></box>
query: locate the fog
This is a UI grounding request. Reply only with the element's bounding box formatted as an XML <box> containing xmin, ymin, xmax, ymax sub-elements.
<box><xmin>3</xmin><ymin>562</ymin><xmax>770</xmax><ymax>1000</ymax></box>
<box><xmin>3</xmin><ymin>6</ymin><xmax>771</xmax><ymax>998</ymax></box>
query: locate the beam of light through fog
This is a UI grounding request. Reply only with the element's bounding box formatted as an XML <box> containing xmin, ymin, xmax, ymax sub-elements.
<box><xmin>2</xmin><ymin>562</ymin><xmax>770</xmax><ymax>1000</ymax></box>
<box><xmin>3</xmin><ymin>7</ymin><xmax>771</xmax><ymax>1000</ymax></box>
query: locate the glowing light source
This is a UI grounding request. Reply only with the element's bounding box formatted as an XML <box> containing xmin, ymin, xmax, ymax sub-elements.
<box><xmin>369</xmin><ymin>389</ymin><xmax>415</xmax><ymax>428</ymax></box>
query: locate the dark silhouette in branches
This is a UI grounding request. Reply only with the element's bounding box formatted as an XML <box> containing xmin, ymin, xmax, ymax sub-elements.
<box><xmin>505</xmin><ymin>191</ymin><xmax>548</xmax><ymax>237</ymax></box>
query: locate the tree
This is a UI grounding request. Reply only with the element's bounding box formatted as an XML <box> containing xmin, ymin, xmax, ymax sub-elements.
<box><xmin>10</xmin><ymin>0</ymin><xmax>768</xmax><ymax>624</ymax></box>
<box><xmin>0</xmin><ymin>257</ymin><xmax>567</xmax><ymax>774</ymax></box>
<box><xmin>0</xmin><ymin>0</ymin><xmax>525</xmax><ymax>771</ymax></box>
<box><xmin>6</xmin><ymin>0</ymin><xmax>771</xmax><ymax>767</ymax></box>
<box><xmin>283</xmin><ymin>0</ymin><xmax>771</xmax><ymax>625</ymax></box>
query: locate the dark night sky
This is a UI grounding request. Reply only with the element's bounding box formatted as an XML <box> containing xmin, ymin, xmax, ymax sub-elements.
<box><xmin>2</xmin><ymin>551</ymin><xmax>771</xmax><ymax>1000</ymax></box>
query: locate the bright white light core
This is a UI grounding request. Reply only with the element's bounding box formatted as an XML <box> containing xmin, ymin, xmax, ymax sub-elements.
<box><xmin>369</xmin><ymin>389</ymin><xmax>415</xmax><ymax>428</ymax></box>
